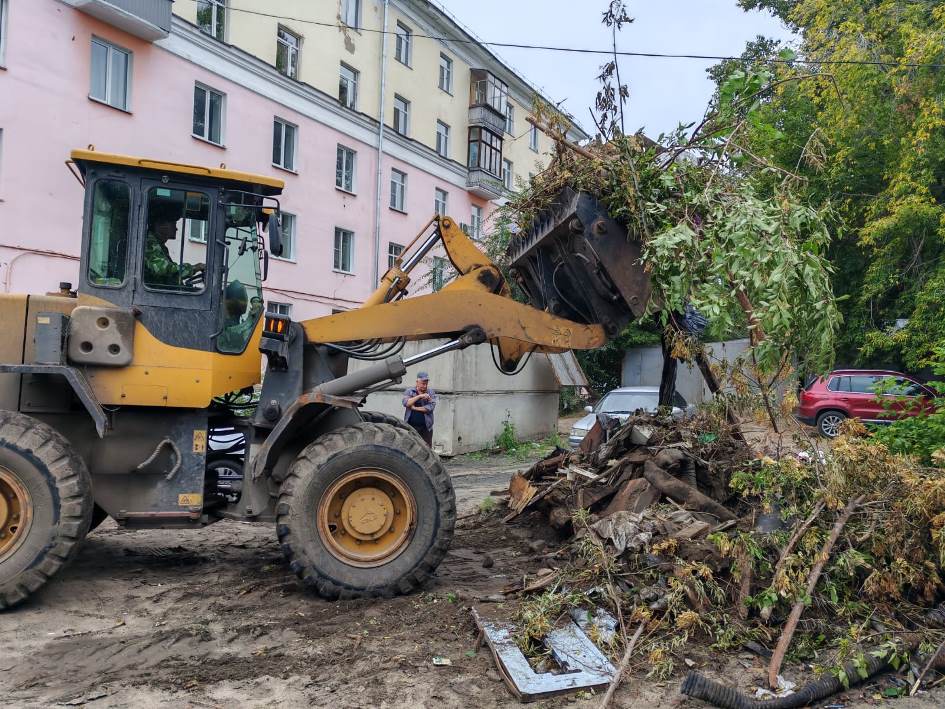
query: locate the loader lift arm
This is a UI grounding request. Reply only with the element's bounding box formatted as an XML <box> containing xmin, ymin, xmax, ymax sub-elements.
<box><xmin>299</xmin><ymin>191</ymin><xmax>648</xmax><ymax>376</ymax></box>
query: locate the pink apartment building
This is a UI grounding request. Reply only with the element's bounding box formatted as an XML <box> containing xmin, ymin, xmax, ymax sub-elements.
<box><xmin>0</xmin><ymin>0</ymin><xmax>585</xmax><ymax>321</ymax></box>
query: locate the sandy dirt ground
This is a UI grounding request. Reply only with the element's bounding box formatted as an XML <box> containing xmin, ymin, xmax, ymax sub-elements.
<box><xmin>1</xmin><ymin>451</ymin><xmax>943</xmax><ymax>709</ymax></box>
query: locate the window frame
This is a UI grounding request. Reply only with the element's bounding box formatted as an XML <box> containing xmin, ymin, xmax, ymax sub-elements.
<box><xmin>467</xmin><ymin>126</ymin><xmax>503</xmax><ymax>178</ymax></box>
<box><xmin>333</xmin><ymin>227</ymin><xmax>355</xmax><ymax>274</ymax></box>
<box><xmin>0</xmin><ymin>0</ymin><xmax>9</xmax><ymax>68</ymax></box>
<box><xmin>341</xmin><ymin>0</ymin><xmax>361</xmax><ymax>29</ymax></box>
<box><xmin>192</xmin><ymin>82</ymin><xmax>226</xmax><ymax>147</ymax></box>
<box><xmin>276</xmin><ymin>26</ymin><xmax>302</xmax><ymax>79</ymax></box>
<box><xmin>197</xmin><ymin>0</ymin><xmax>227</xmax><ymax>41</ymax></box>
<box><xmin>388</xmin><ymin>242</ymin><xmax>404</xmax><ymax>269</ymax></box>
<box><xmin>272</xmin><ymin>212</ymin><xmax>296</xmax><ymax>261</ymax></box>
<box><xmin>272</xmin><ymin>117</ymin><xmax>298</xmax><ymax>173</ymax></box>
<box><xmin>431</xmin><ymin>256</ymin><xmax>448</xmax><ymax>292</ymax></box>
<box><xmin>529</xmin><ymin>123</ymin><xmax>539</xmax><ymax>152</ymax></box>
<box><xmin>435</xmin><ymin>120</ymin><xmax>450</xmax><ymax>158</ymax></box>
<box><xmin>502</xmin><ymin>159</ymin><xmax>513</xmax><ymax>190</ymax></box>
<box><xmin>336</xmin><ymin>144</ymin><xmax>356</xmax><ymax>194</ymax></box>
<box><xmin>434</xmin><ymin>188</ymin><xmax>448</xmax><ymax>217</ymax></box>
<box><xmin>505</xmin><ymin>103</ymin><xmax>514</xmax><ymax>134</ymax></box>
<box><xmin>389</xmin><ymin>168</ymin><xmax>407</xmax><ymax>212</ymax></box>
<box><xmin>438</xmin><ymin>53</ymin><xmax>453</xmax><ymax>93</ymax></box>
<box><xmin>86</xmin><ymin>178</ymin><xmax>133</xmax><ymax>290</ymax></box>
<box><xmin>266</xmin><ymin>301</ymin><xmax>293</xmax><ymax>317</ymax></box>
<box><xmin>338</xmin><ymin>62</ymin><xmax>359</xmax><ymax>110</ymax></box>
<box><xmin>394</xmin><ymin>21</ymin><xmax>412</xmax><ymax>66</ymax></box>
<box><xmin>89</xmin><ymin>36</ymin><xmax>132</xmax><ymax>112</ymax></box>
<box><xmin>471</xmin><ymin>205</ymin><xmax>483</xmax><ymax>240</ymax></box>
<box><xmin>140</xmin><ymin>183</ymin><xmax>212</xmax><ymax>297</ymax></box>
<box><xmin>392</xmin><ymin>94</ymin><xmax>410</xmax><ymax>136</ymax></box>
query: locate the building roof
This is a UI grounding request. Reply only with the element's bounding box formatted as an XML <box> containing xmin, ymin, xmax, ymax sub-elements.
<box><xmin>70</xmin><ymin>149</ymin><xmax>285</xmax><ymax>194</ymax></box>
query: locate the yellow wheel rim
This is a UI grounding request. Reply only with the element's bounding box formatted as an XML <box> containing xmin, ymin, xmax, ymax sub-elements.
<box><xmin>0</xmin><ymin>467</ymin><xmax>32</xmax><ymax>563</ymax></box>
<box><xmin>317</xmin><ymin>469</ymin><xmax>416</xmax><ymax>568</ymax></box>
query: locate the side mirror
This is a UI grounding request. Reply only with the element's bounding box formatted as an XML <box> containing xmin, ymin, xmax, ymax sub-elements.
<box><xmin>584</xmin><ymin>405</ymin><xmax>593</xmax><ymax>414</ymax></box>
<box><xmin>267</xmin><ymin>212</ymin><xmax>283</xmax><ymax>257</ymax></box>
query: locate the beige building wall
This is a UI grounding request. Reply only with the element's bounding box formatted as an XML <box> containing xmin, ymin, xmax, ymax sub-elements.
<box><xmin>173</xmin><ymin>0</ymin><xmax>572</xmax><ymax>190</ymax></box>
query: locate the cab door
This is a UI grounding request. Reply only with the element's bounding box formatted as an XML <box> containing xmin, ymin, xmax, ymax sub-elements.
<box><xmin>131</xmin><ymin>180</ymin><xmax>220</xmax><ymax>353</ymax></box>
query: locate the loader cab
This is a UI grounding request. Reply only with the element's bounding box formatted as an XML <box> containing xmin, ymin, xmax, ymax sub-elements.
<box><xmin>70</xmin><ymin>151</ymin><xmax>284</xmax><ymax>357</ymax></box>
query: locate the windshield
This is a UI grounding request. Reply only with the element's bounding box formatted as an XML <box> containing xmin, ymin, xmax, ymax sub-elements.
<box><xmin>216</xmin><ymin>207</ymin><xmax>263</xmax><ymax>354</ymax></box>
<box><xmin>596</xmin><ymin>391</ymin><xmax>659</xmax><ymax>414</ymax></box>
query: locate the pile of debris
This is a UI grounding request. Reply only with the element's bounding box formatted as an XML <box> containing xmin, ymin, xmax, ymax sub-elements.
<box><xmin>484</xmin><ymin>413</ymin><xmax>945</xmax><ymax>707</ymax></box>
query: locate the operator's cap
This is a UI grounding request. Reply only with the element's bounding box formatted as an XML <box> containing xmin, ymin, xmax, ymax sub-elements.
<box><xmin>417</xmin><ymin>371</ymin><xmax>429</xmax><ymax>381</ymax></box>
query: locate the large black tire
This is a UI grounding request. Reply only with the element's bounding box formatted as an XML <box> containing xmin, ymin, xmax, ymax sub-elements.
<box><xmin>359</xmin><ymin>410</ymin><xmax>425</xmax><ymax>442</ymax></box>
<box><xmin>276</xmin><ymin>422</ymin><xmax>455</xmax><ymax>599</ymax></box>
<box><xmin>0</xmin><ymin>411</ymin><xmax>93</xmax><ymax>609</ymax></box>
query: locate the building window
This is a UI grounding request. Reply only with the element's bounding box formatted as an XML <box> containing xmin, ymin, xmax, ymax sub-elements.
<box><xmin>394</xmin><ymin>22</ymin><xmax>412</xmax><ymax>66</ymax></box>
<box><xmin>502</xmin><ymin>159</ymin><xmax>513</xmax><ymax>190</ymax></box>
<box><xmin>390</xmin><ymin>169</ymin><xmax>407</xmax><ymax>212</ymax></box>
<box><xmin>505</xmin><ymin>103</ymin><xmax>514</xmax><ymax>134</ymax></box>
<box><xmin>388</xmin><ymin>242</ymin><xmax>404</xmax><ymax>269</ymax></box>
<box><xmin>277</xmin><ymin>213</ymin><xmax>296</xmax><ymax>260</ymax></box>
<box><xmin>434</xmin><ymin>188</ymin><xmax>448</xmax><ymax>216</ymax></box>
<box><xmin>471</xmin><ymin>205</ymin><xmax>483</xmax><ymax>240</ymax></box>
<box><xmin>336</xmin><ymin>145</ymin><xmax>356</xmax><ymax>193</ymax></box>
<box><xmin>470</xmin><ymin>70</ymin><xmax>508</xmax><ymax>115</ymax></box>
<box><xmin>272</xmin><ymin>118</ymin><xmax>297</xmax><ymax>172</ymax></box>
<box><xmin>90</xmin><ymin>38</ymin><xmax>131</xmax><ymax>111</ymax></box>
<box><xmin>339</xmin><ymin>63</ymin><xmax>359</xmax><ymax>109</ymax></box>
<box><xmin>341</xmin><ymin>0</ymin><xmax>361</xmax><ymax>28</ymax></box>
<box><xmin>193</xmin><ymin>83</ymin><xmax>224</xmax><ymax>145</ymax></box>
<box><xmin>267</xmin><ymin>301</ymin><xmax>292</xmax><ymax>316</ymax></box>
<box><xmin>530</xmin><ymin>123</ymin><xmax>539</xmax><ymax>152</ymax></box>
<box><xmin>467</xmin><ymin>127</ymin><xmax>503</xmax><ymax>177</ymax></box>
<box><xmin>334</xmin><ymin>227</ymin><xmax>354</xmax><ymax>273</ymax></box>
<box><xmin>197</xmin><ymin>0</ymin><xmax>226</xmax><ymax>41</ymax></box>
<box><xmin>438</xmin><ymin>53</ymin><xmax>453</xmax><ymax>93</ymax></box>
<box><xmin>436</xmin><ymin>121</ymin><xmax>450</xmax><ymax>158</ymax></box>
<box><xmin>432</xmin><ymin>256</ymin><xmax>448</xmax><ymax>292</ymax></box>
<box><xmin>187</xmin><ymin>218</ymin><xmax>208</xmax><ymax>243</ymax></box>
<box><xmin>276</xmin><ymin>27</ymin><xmax>301</xmax><ymax>79</ymax></box>
<box><xmin>392</xmin><ymin>95</ymin><xmax>410</xmax><ymax>136</ymax></box>
<box><xmin>0</xmin><ymin>0</ymin><xmax>9</xmax><ymax>67</ymax></box>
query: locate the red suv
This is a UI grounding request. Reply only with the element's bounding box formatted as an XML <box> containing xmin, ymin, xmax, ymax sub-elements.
<box><xmin>796</xmin><ymin>369</ymin><xmax>937</xmax><ymax>438</ymax></box>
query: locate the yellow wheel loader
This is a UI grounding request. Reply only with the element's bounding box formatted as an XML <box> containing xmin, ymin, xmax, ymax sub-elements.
<box><xmin>0</xmin><ymin>150</ymin><xmax>649</xmax><ymax>607</ymax></box>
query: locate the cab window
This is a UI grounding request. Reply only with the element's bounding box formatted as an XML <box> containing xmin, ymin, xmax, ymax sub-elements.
<box><xmin>216</xmin><ymin>206</ymin><xmax>264</xmax><ymax>354</ymax></box>
<box><xmin>142</xmin><ymin>187</ymin><xmax>209</xmax><ymax>293</ymax></box>
<box><xmin>88</xmin><ymin>180</ymin><xmax>131</xmax><ymax>287</ymax></box>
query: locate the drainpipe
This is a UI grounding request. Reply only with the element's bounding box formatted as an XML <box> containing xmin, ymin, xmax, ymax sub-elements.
<box><xmin>372</xmin><ymin>0</ymin><xmax>391</xmax><ymax>288</ymax></box>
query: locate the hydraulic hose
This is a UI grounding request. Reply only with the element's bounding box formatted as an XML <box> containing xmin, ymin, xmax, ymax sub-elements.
<box><xmin>681</xmin><ymin>651</ymin><xmax>889</xmax><ymax>709</ymax></box>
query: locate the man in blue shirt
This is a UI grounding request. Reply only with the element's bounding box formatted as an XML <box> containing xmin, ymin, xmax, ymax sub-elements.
<box><xmin>402</xmin><ymin>371</ymin><xmax>436</xmax><ymax>446</ymax></box>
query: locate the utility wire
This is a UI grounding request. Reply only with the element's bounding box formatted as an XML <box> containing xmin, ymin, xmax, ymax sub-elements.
<box><xmin>182</xmin><ymin>0</ymin><xmax>945</xmax><ymax>69</ymax></box>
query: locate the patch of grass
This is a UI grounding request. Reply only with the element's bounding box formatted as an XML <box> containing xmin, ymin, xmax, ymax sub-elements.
<box><xmin>479</xmin><ymin>496</ymin><xmax>497</xmax><ymax>514</ymax></box>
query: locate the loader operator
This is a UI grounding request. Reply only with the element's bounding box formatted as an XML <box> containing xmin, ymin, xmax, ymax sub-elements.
<box><xmin>143</xmin><ymin>204</ymin><xmax>205</xmax><ymax>288</ymax></box>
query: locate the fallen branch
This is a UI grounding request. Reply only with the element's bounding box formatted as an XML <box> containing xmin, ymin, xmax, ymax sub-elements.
<box><xmin>760</xmin><ymin>500</ymin><xmax>826</xmax><ymax>622</ymax></box>
<box><xmin>642</xmin><ymin>461</ymin><xmax>737</xmax><ymax>522</ymax></box>
<box><xmin>599</xmin><ymin>622</ymin><xmax>646</xmax><ymax>709</ymax></box>
<box><xmin>767</xmin><ymin>495</ymin><xmax>864</xmax><ymax>688</ymax></box>
<box><xmin>911</xmin><ymin>636</ymin><xmax>945</xmax><ymax>696</ymax></box>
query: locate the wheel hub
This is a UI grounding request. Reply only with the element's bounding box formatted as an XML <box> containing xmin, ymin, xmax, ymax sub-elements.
<box><xmin>317</xmin><ymin>470</ymin><xmax>416</xmax><ymax>567</ymax></box>
<box><xmin>0</xmin><ymin>466</ymin><xmax>32</xmax><ymax>562</ymax></box>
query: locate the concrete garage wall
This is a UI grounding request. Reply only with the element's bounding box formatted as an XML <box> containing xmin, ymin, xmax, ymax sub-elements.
<box><xmin>622</xmin><ymin>339</ymin><xmax>751</xmax><ymax>405</ymax></box>
<box><xmin>351</xmin><ymin>340</ymin><xmax>560</xmax><ymax>456</ymax></box>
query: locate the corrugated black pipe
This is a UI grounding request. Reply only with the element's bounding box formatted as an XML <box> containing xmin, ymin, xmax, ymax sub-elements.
<box><xmin>681</xmin><ymin>651</ymin><xmax>889</xmax><ymax>709</ymax></box>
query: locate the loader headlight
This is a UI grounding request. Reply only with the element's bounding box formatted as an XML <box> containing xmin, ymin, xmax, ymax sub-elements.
<box><xmin>264</xmin><ymin>314</ymin><xmax>289</xmax><ymax>341</ymax></box>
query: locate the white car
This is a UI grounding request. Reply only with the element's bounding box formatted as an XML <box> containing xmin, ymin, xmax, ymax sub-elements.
<box><xmin>568</xmin><ymin>386</ymin><xmax>689</xmax><ymax>447</ymax></box>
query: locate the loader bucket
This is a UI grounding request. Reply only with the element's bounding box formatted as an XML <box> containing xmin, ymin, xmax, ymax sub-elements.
<box><xmin>506</xmin><ymin>189</ymin><xmax>652</xmax><ymax>339</ymax></box>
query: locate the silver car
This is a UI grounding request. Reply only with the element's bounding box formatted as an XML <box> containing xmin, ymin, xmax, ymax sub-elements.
<box><xmin>568</xmin><ymin>386</ymin><xmax>688</xmax><ymax>447</ymax></box>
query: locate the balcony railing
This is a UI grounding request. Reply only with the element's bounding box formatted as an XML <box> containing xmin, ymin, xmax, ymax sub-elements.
<box><xmin>61</xmin><ymin>0</ymin><xmax>172</xmax><ymax>41</ymax></box>
<box><xmin>466</xmin><ymin>169</ymin><xmax>505</xmax><ymax>200</ymax></box>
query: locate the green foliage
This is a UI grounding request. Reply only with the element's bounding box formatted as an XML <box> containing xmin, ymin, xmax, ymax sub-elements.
<box><xmin>479</xmin><ymin>496</ymin><xmax>496</xmax><ymax>514</ymax></box>
<box><xmin>495</xmin><ymin>416</ymin><xmax>520</xmax><ymax>454</ymax></box>
<box><xmin>717</xmin><ymin>1</ymin><xmax>945</xmax><ymax>370</ymax></box>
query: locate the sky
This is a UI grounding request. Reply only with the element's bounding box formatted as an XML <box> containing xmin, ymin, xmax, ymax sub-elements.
<box><xmin>437</xmin><ymin>0</ymin><xmax>795</xmax><ymax>138</ymax></box>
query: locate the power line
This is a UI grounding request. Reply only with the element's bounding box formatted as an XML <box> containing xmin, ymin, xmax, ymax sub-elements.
<box><xmin>181</xmin><ymin>0</ymin><xmax>945</xmax><ymax>69</ymax></box>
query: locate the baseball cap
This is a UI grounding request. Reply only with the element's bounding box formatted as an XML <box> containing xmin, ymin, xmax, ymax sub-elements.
<box><xmin>417</xmin><ymin>371</ymin><xmax>429</xmax><ymax>381</ymax></box>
